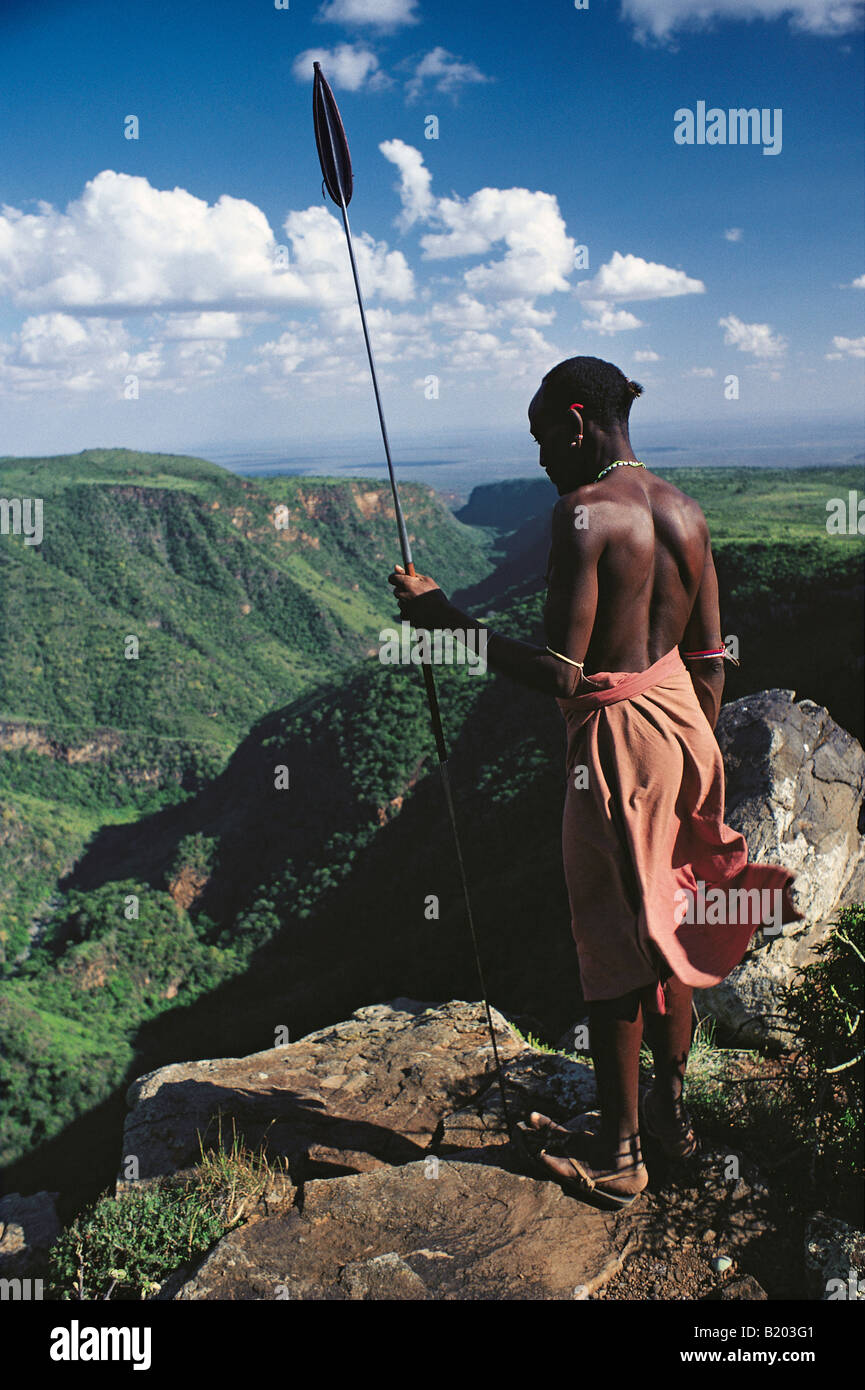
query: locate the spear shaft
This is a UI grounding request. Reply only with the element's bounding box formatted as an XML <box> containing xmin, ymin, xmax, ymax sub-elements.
<box><xmin>312</xmin><ymin>62</ymin><xmax>513</xmax><ymax>1139</ymax></box>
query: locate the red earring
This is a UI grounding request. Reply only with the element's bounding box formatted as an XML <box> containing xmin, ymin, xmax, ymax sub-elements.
<box><xmin>569</xmin><ymin>403</ymin><xmax>584</xmax><ymax>448</ymax></box>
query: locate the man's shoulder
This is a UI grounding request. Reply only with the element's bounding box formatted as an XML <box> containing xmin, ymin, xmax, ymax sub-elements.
<box><xmin>645</xmin><ymin>473</ymin><xmax>710</xmax><ymax>532</ymax></box>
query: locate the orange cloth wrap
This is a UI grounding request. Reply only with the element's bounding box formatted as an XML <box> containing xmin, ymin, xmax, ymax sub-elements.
<box><xmin>556</xmin><ymin>646</ymin><xmax>801</xmax><ymax>1015</ymax></box>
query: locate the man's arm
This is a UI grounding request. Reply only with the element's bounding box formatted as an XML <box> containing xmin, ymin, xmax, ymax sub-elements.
<box><xmin>680</xmin><ymin>537</ymin><xmax>725</xmax><ymax>730</ymax></box>
<box><xmin>391</xmin><ymin>499</ymin><xmax>602</xmax><ymax>699</ymax></box>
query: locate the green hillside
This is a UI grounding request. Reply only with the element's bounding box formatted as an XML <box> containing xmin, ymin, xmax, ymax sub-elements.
<box><xmin>0</xmin><ymin>448</ymin><xmax>493</xmax><ymax>742</ymax></box>
<box><xmin>0</xmin><ymin>448</ymin><xmax>495</xmax><ymax>962</ymax></box>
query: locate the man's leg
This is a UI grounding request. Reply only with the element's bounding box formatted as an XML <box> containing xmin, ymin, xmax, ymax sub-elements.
<box><xmin>642</xmin><ymin>974</ymin><xmax>694</xmax><ymax>1133</ymax></box>
<box><xmin>587</xmin><ymin>987</ymin><xmax>644</xmax><ymax>1172</ymax></box>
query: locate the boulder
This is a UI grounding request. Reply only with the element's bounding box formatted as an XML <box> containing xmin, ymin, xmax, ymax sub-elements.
<box><xmin>118</xmin><ymin>999</ymin><xmax>594</xmax><ymax>1187</ymax></box>
<box><xmin>0</xmin><ymin>1190</ymin><xmax>61</xmax><ymax>1277</ymax></box>
<box><xmin>696</xmin><ymin>690</ymin><xmax>865</xmax><ymax>1047</ymax></box>
<box><xmin>804</xmin><ymin>1213</ymin><xmax>865</xmax><ymax>1300</ymax></box>
<box><xmin>166</xmin><ymin>1159</ymin><xmax>637</xmax><ymax>1301</ymax></box>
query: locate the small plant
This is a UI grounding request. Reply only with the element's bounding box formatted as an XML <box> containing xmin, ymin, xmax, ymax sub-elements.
<box><xmin>46</xmin><ymin>1183</ymin><xmax>226</xmax><ymax>1301</ymax></box>
<box><xmin>191</xmin><ymin>1113</ymin><xmax>281</xmax><ymax>1227</ymax></box>
<box><xmin>46</xmin><ymin>1114</ymin><xmax>287</xmax><ymax>1299</ymax></box>
<box><xmin>783</xmin><ymin>903</ymin><xmax>864</xmax><ymax>1181</ymax></box>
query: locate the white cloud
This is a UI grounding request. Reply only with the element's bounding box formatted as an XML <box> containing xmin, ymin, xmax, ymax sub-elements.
<box><xmin>379</xmin><ymin>142</ymin><xmax>576</xmax><ymax>299</ymax></box>
<box><xmin>429</xmin><ymin>294</ymin><xmax>556</xmax><ymax>332</ymax></box>
<box><xmin>577</xmin><ymin>251</ymin><xmax>705</xmax><ymax>302</ymax></box>
<box><xmin>379</xmin><ymin>139</ymin><xmax>435</xmax><ymax>229</ymax></box>
<box><xmin>159</xmin><ymin>312</ymin><xmax>244</xmax><ymax>340</ymax></box>
<box><xmin>685</xmin><ymin>366</ymin><xmax>716</xmax><ymax>376</ymax></box>
<box><xmin>581</xmin><ymin>301</ymin><xmax>645</xmax><ymax>335</ymax></box>
<box><xmin>404</xmin><ymin>47</ymin><xmax>493</xmax><ymax>102</ymax></box>
<box><xmin>634</xmin><ymin>348</ymin><xmax>660</xmax><ymax>361</ymax></box>
<box><xmin>851</xmin><ymin>273</ymin><xmax>865</xmax><ymax>287</ymax></box>
<box><xmin>0</xmin><ymin>172</ymin><xmax>414</xmax><ymax>315</ymax></box>
<box><xmin>621</xmin><ymin>0</ymin><xmax>865</xmax><ymax>44</ymax></box>
<box><xmin>719</xmin><ymin>312</ymin><xmax>787</xmax><ymax>357</ymax></box>
<box><xmin>293</xmin><ymin>43</ymin><xmax>387</xmax><ymax>91</ymax></box>
<box><xmin>830</xmin><ymin>334</ymin><xmax>865</xmax><ymax>357</ymax></box>
<box><xmin>318</xmin><ymin>0</ymin><xmax>419</xmax><ymax>29</ymax></box>
<box><xmin>250</xmin><ymin>300</ymin><xmax>430</xmax><ymax>391</ymax></box>
<box><xmin>0</xmin><ymin>312</ymin><xmax>159</xmax><ymax>395</ymax></box>
<box><xmin>283</xmin><ymin>204</ymin><xmax>415</xmax><ymax>304</ymax></box>
<box><xmin>724</xmin><ymin>227</ymin><xmax>744</xmax><ymax>241</ymax></box>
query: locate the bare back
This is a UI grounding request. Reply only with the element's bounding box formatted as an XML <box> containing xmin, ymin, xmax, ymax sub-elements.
<box><xmin>543</xmin><ymin>469</ymin><xmax>720</xmax><ymax>675</ymax></box>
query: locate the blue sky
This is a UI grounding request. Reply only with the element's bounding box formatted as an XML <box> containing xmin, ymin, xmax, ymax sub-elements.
<box><xmin>0</xmin><ymin>0</ymin><xmax>863</xmax><ymax>459</ymax></box>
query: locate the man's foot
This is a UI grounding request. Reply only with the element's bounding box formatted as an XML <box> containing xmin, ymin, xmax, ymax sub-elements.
<box><xmin>639</xmin><ymin>1087</ymin><xmax>698</xmax><ymax>1160</ymax></box>
<box><xmin>524</xmin><ymin>1110</ymin><xmax>601</xmax><ymax>1142</ymax></box>
<box><xmin>537</xmin><ymin>1130</ymin><xmax>648</xmax><ymax>1209</ymax></box>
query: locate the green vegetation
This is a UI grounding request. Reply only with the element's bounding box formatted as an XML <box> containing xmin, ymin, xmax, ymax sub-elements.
<box><xmin>0</xmin><ymin>447</ymin><xmax>494</xmax><ymax>743</ymax></box>
<box><xmin>46</xmin><ymin>1119</ymin><xmax>282</xmax><ymax>1300</ymax></box>
<box><xmin>0</xmin><ymin>883</ymin><xmax>238</xmax><ymax>1163</ymax></box>
<box><xmin>784</xmin><ymin>903</ymin><xmax>864</xmax><ymax>1181</ymax></box>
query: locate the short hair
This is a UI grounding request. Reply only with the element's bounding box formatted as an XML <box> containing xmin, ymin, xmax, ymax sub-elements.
<box><xmin>540</xmin><ymin>356</ymin><xmax>643</xmax><ymax>429</ymax></box>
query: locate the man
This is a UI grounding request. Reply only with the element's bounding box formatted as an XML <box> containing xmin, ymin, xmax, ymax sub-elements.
<box><xmin>388</xmin><ymin>355</ymin><xmax>800</xmax><ymax>1208</ymax></box>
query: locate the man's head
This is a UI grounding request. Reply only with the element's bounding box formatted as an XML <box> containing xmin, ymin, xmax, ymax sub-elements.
<box><xmin>537</xmin><ymin>356</ymin><xmax>643</xmax><ymax>429</ymax></box>
<box><xmin>528</xmin><ymin>356</ymin><xmax>643</xmax><ymax>490</ymax></box>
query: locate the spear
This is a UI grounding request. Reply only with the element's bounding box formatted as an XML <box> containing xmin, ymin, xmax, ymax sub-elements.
<box><xmin>312</xmin><ymin>62</ymin><xmax>513</xmax><ymax>1139</ymax></box>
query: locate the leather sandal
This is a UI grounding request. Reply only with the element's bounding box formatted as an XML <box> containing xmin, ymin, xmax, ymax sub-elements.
<box><xmin>537</xmin><ymin>1143</ymin><xmax>649</xmax><ymax>1210</ymax></box>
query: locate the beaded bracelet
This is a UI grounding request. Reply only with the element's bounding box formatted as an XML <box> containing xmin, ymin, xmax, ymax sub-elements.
<box><xmin>682</xmin><ymin>647</ymin><xmax>740</xmax><ymax>667</ymax></box>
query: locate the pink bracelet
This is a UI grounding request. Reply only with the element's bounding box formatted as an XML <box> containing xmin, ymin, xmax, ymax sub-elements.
<box><xmin>681</xmin><ymin>647</ymin><xmax>740</xmax><ymax>667</ymax></box>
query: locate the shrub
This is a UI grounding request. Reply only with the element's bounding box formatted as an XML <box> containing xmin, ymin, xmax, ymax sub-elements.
<box><xmin>783</xmin><ymin>903</ymin><xmax>864</xmax><ymax>1181</ymax></box>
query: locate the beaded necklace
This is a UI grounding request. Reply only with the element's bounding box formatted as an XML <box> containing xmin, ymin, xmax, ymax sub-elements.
<box><xmin>595</xmin><ymin>459</ymin><xmax>646</xmax><ymax>481</ymax></box>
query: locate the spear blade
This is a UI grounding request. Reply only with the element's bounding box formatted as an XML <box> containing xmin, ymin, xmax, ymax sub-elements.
<box><xmin>313</xmin><ymin>61</ymin><xmax>353</xmax><ymax>208</ymax></box>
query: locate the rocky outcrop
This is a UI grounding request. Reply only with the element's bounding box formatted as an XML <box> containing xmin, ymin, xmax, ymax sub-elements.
<box><xmin>117</xmin><ymin>999</ymin><xmax>812</xmax><ymax>1301</ymax></box>
<box><xmin>119</xmin><ymin>999</ymin><xmax>595</xmax><ymax>1187</ymax></box>
<box><xmin>697</xmin><ymin>690</ymin><xmax>865</xmax><ymax>1047</ymax></box>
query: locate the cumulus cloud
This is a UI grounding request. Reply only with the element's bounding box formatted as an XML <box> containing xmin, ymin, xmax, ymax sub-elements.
<box><xmin>0</xmin><ymin>312</ymin><xmax>160</xmax><ymax>394</ymax></box>
<box><xmin>621</xmin><ymin>0</ymin><xmax>864</xmax><ymax>44</ymax></box>
<box><xmin>430</xmin><ymin>294</ymin><xmax>556</xmax><ymax>332</ymax></box>
<box><xmin>576</xmin><ymin>251</ymin><xmax>705</xmax><ymax>301</ymax></box>
<box><xmin>719</xmin><ymin>312</ymin><xmax>787</xmax><ymax>357</ymax></box>
<box><xmin>581</xmin><ymin>302</ymin><xmax>645</xmax><ymax>335</ymax></box>
<box><xmin>283</xmin><ymin>204</ymin><xmax>415</xmax><ymax>305</ymax></box>
<box><xmin>380</xmin><ymin>142</ymin><xmax>575</xmax><ymax>298</ymax></box>
<box><xmin>159</xmin><ymin>312</ymin><xmax>244</xmax><ymax>340</ymax></box>
<box><xmin>685</xmin><ymin>366</ymin><xmax>716</xmax><ymax>376</ymax></box>
<box><xmin>379</xmin><ymin>139</ymin><xmax>435</xmax><ymax>229</ymax></box>
<box><xmin>404</xmin><ymin>47</ymin><xmax>493</xmax><ymax>102</ymax></box>
<box><xmin>0</xmin><ymin>171</ymin><xmax>414</xmax><ymax>314</ymax></box>
<box><xmin>633</xmin><ymin>348</ymin><xmax>661</xmax><ymax>361</ymax></box>
<box><xmin>851</xmin><ymin>273</ymin><xmax>865</xmax><ymax>287</ymax></box>
<box><xmin>830</xmin><ymin>333</ymin><xmax>865</xmax><ymax>357</ymax></box>
<box><xmin>318</xmin><ymin>0</ymin><xmax>419</xmax><ymax>29</ymax></box>
<box><xmin>724</xmin><ymin>227</ymin><xmax>744</xmax><ymax>241</ymax></box>
<box><xmin>249</xmin><ymin>300</ymin><xmax>433</xmax><ymax>395</ymax></box>
<box><xmin>292</xmin><ymin>43</ymin><xmax>387</xmax><ymax>91</ymax></box>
